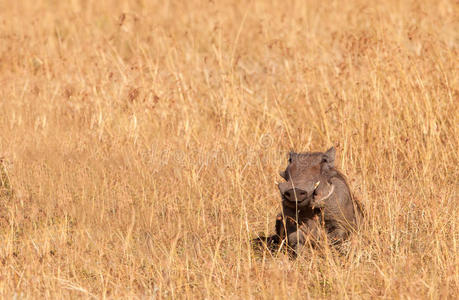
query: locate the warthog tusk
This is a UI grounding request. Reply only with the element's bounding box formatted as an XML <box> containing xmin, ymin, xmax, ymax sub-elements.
<box><xmin>314</xmin><ymin>181</ymin><xmax>320</xmax><ymax>189</ymax></box>
<box><xmin>314</xmin><ymin>184</ymin><xmax>335</xmax><ymax>204</ymax></box>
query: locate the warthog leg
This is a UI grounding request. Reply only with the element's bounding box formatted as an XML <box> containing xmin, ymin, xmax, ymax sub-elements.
<box><xmin>287</xmin><ymin>231</ymin><xmax>306</xmax><ymax>255</ymax></box>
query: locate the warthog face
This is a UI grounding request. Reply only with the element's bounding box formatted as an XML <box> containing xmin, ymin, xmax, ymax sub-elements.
<box><xmin>278</xmin><ymin>147</ymin><xmax>337</xmax><ymax>208</ymax></box>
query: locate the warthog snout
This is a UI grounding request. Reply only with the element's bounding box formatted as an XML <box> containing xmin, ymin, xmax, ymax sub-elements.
<box><xmin>278</xmin><ymin>181</ymin><xmax>317</xmax><ymax>205</ymax></box>
<box><xmin>282</xmin><ymin>188</ymin><xmax>308</xmax><ymax>202</ymax></box>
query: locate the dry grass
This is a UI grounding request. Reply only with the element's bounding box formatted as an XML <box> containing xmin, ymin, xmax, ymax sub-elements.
<box><xmin>0</xmin><ymin>0</ymin><xmax>458</xmax><ymax>298</ymax></box>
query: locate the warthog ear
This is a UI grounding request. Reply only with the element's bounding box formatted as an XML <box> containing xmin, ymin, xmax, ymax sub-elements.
<box><xmin>279</xmin><ymin>171</ymin><xmax>287</xmax><ymax>180</ymax></box>
<box><xmin>322</xmin><ymin>147</ymin><xmax>336</xmax><ymax>168</ymax></box>
<box><xmin>288</xmin><ymin>152</ymin><xmax>294</xmax><ymax>163</ymax></box>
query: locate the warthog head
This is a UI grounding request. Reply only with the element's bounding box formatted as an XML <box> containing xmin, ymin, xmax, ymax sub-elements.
<box><xmin>278</xmin><ymin>147</ymin><xmax>337</xmax><ymax>208</ymax></box>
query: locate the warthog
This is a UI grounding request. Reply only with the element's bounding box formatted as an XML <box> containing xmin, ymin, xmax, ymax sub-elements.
<box><xmin>275</xmin><ymin>147</ymin><xmax>362</xmax><ymax>254</ymax></box>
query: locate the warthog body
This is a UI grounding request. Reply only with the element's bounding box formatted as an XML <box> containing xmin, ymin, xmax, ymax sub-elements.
<box><xmin>275</xmin><ymin>147</ymin><xmax>362</xmax><ymax>254</ymax></box>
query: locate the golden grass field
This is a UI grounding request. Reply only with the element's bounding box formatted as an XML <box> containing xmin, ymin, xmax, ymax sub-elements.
<box><xmin>0</xmin><ymin>0</ymin><xmax>458</xmax><ymax>298</ymax></box>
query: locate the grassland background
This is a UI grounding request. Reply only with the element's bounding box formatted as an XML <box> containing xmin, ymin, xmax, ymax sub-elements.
<box><xmin>0</xmin><ymin>0</ymin><xmax>458</xmax><ymax>298</ymax></box>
